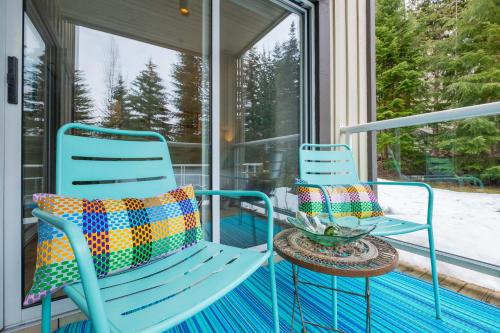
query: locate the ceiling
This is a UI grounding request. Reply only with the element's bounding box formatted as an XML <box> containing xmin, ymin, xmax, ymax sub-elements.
<box><xmin>60</xmin><ymin>0</ymin><xmax>289</xmax><ymax>55</ymax></box>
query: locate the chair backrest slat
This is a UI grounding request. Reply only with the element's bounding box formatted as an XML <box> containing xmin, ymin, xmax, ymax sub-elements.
<box><xmin>57</xmin><ymin>123</ymin><xmax>177</xmax><ymax>199</ymax></box>
<box><xmin>299</xmin><ymin>144</ymin><xmax>359</xmax><ymax>185</ymax></box>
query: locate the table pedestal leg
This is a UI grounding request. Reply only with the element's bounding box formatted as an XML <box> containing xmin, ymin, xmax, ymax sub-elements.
<box><xmin>332</xmin><ymin>276</ymin><xmax>338</xmax><ymax>330</ymax></box>
<box><xmin>365</xmin><ymin>278</ymin><xmax>371</xmax><ymax>333</ymax></box>
<box><xmin>291</xmin><ymin>265</ymin><xmax>307</xmax><ymax>333</ymax></box>
<box><xmin>290</xmin><ymin>278</ymin><xmax>297</xmax><ymax>332</ymax></box>
<box><xmin>289</xmin><ymin>266</ymin><xmax>373</xmax><ymax>333</ymax></box>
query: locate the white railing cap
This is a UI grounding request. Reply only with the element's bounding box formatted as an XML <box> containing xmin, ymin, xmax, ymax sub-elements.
<box><xmin>340</xmin><ymin>101</ymin><xmax>500</xmax><ymax>134</ymax></box>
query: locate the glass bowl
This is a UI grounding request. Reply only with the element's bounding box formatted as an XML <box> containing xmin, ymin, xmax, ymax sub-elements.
<box><xmin>287</xmin><ymin>213</ymin><xmax>375</xmax><ymax>247</ymax></box>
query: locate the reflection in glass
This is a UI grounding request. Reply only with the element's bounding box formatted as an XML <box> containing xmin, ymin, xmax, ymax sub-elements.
<box><xmin>74</xmin><ymin>1</ymin><xmax>212</xmax><ymax>236</ymax></box>
<box><xmin>22</xmin><ymin>14</ymin><xmax>48</xmax><ymax>300</ymax></box>
<box><xmin>23</xmin><ymin>14</ymin><xmax>47</xmax><ymax>217</ymax></box>
<box><xmin>22</xmin><ymin>0</ymin><xmax>212</xmax><ymax>304</ymax></box>
<box><xmin>74</xmin><ymin>24</ymin><xmax>211</xmax><ymax>187</ymax></box>
<box><xmin>220</xmin><ymin>0</ymin><xmax>302</xmax><ymax>248</ymax></box>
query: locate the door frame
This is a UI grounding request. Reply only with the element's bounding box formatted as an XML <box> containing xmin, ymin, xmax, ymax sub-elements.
<box><xmin>0</xmin><ymin>0</ymin><xmax>7</xmax><ymax>330</ymax></box>
<box><xmin>1</xmin><ymin>0</ymin><xmax>78</xmax><ymax>329</ymax></box>
<box><xmin>2</xmin><ymin>0</ymin><xmax>25</xmax><ymax>328</ymax></box>
<box><xmin>1</xmin><ymin>0</ymin><xmax>317</xmax><ymax>329</ymax></box>
<box><xmin>230</xmin><ymin>0</ymin><xmax>316</xmax><ymax>252</ymax></box>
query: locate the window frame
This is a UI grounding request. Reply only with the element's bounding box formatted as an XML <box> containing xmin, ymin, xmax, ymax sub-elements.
<box><xmin>0</xmin><ymin>0</ymin><xmax>318</xmax><ymax>329</ymax></box>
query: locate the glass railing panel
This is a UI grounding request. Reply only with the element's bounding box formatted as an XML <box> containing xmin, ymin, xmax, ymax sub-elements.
<box><xmin>376</xmin><ymin>115</ymin><xmax>499</xmax><ymax>288</ymax></box>
<box><xmin>219</xmin><ymin>0</ymin><xmax>302</xmax><ymax>248</ymax></box>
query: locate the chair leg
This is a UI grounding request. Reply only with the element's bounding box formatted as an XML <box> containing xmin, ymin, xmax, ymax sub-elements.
<box><xmin>268</xmin><ymin>255</ymin><xmax>280</xmax><ymax>333</ymax></box>
<box><xmin>428</xmin><ymin>226</ymin><xmax>442</xmax><ymax>319</ymax></box>
<box><xmin>42</xmin><ymin>294</ymin><xmax>52</xmax><ymax>333</ymax></box>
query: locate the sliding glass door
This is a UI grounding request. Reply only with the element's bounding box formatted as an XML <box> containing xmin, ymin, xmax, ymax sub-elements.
<box><xmin>20</xmin><ymin>0</ymin><xmax>213</xmax><ymax>308</ymax></box>
<box><xmin>219</xmin><ymin>0</ymin><xmax>305</xmax><ymax>248</ymax></box>
<box><xmin>1</xmin><ymin>0</ymin><xmax>213</xmax><ymax>326</ymax></box>
<box><xmin>1</xmin><ymin>0</ymin><xmax>314</xmax><ymax>328</ymax></box>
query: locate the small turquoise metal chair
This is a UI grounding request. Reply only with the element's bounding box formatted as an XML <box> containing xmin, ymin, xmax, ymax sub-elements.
<box><xmin>33</xmin><ymin>123</ymin><xmax>279</xmax><ymax>333</ymax></box>
<box><xmin>425</xmin><ymin>155</ymin><xmax>484</xmax><ymax>188</ymax></box>
<box><xmin>298</xmin><ymin>144</ymin><xmax>441</xmax><ymax>322</ymax></box>
<box><xmin>387</xmin><ymin>147</ymin><xmax>483</xmax><ymax>188</ymax></box>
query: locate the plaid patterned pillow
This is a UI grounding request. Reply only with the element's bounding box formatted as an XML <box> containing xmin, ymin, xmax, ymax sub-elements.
<box><xmin>296</xmin><ymin>180</ymin><xmax>384</xmax><ymax>219</ymax></box>
<box><xmin>24</xmin><ymin>185</ymin><xmax>202</xmax><ymax>305</ymax></box>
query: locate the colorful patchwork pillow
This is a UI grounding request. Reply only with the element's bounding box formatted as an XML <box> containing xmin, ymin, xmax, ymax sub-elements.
<box><xmin>296</xmin><ymin>179</ymin><xmax>384</xmax><ymax>219</ymax></box>
<box><xmin>24</xmin><ymin>185</ymin><xmax>202</xmax><ymax>305</ymax></box>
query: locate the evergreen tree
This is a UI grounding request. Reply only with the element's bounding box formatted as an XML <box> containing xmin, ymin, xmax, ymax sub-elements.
<box><xmin>274</xmin><ymin>22</ymin><xmax>300</xmax><ymax>137</ymax></box>
<box><xmin>23</xmin><ymin>54</ymin><xmax>46</xmax><ymax>135</ymax></box>
<box><xmin>271</xmin><ymin>42</ymin><xmax>282</xmax><ymax>63</ymax></box>
<box><xmin>103</xmin><ymin>74</ymin><xmax>132</xmax><ymax>129</ymax></box>
<box><xmin>241</xmin><ymin>23</ymin><xmax>300</xmax><ymax>140</ymax></box>
<box><xmin>440</xmin><ymin>0</ymin><xmax>500</xmax><ymax>107</ymax></box>
<box><xmin>242</xmin><ymin>47</ymin><xmax>266</xmax><ymax>141</ymax></box>
<box><xmin>171</xmin><ymin>53</ymin><xmax>203</xmax><ymax>142</ymax></box>
<box><xmin>258</xmin><ymin>50</ymin><xmax>277</xmax><ymax>138</ymax></box>
<box><xmin>376</xmin><ymin>0</ymin><xmax>425</xmax><ymax>121</ymax></box>
<box><xmin>73</xmin><ymin>70</ymin><xmax>95</xmax><ymax>125</ymax></box>
<box><xmin>414</xmin><ymin>0</ymin><xmax>467</xmax><ymax>113</ymax></box>
<box><xmin>128</xmin><ymin>59</ymin><xmax>173</xmax><ymax>139</ymax></box>
<box><xmin>375</xmin><ymin>0</ymin><xmax>500</xmax><ymax>185</ymax></box>
<box><xmin>376</xmin><ymin>0</ymin><xmax>426</xmax><ymax>166</ymax></box>
<box><xmin>434</xmin><ymin>0</ymin><xmax>500</xmax><ymax>181</ymax></box>
<box><xmin>103</xmin><ymin>37</ymin><xmax>120</xmax><ymax>117</ymax></box>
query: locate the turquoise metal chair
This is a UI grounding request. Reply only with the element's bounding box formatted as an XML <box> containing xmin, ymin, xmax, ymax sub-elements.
<box><xmin>425</xmin><ymin>155</ymin><xmax>484</xmax><ymax>188</ymax></box>
<box><xmin>33</xmin><ymin>123</ymin><xmax>279</xmax><ymax>333</ymax></box>
<box><xmin>298</xmin><ymin>144</ymin><xmax>441</xmax><ymax>323</ymax></box>
<box><xmin>387</xmin><ymin>147</ymin><xmax>483</xmax><ymax>188</ymax></box>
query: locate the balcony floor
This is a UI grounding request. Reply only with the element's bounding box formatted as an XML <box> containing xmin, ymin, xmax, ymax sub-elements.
<box><xmin>57</xmin><ymin>258</ymin><xmax>499</xmax><ymax>332</ymax></box>
<box><xmin>163</xmin><ymin>262</ymin><xmax>500</xmax><ymax>333</ymax></box>
<box><xmin>56</xmin><ymin>212</ymin><xmax>499</xmax><ymax>332</ymax></box>
<box><xmin>164</xmin><ymin>260</ymin><xmax>498</xmax><ymax>333</ymax></box>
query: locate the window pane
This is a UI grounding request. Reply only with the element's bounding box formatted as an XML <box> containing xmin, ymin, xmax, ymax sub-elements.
<box><xmin>22</xmin><ymin>0</ymin><xmax>212</xmax><ymax>305</ymax></box>
<box><xmin>220</xmin><ymin>0</ymin><xmax>301</xmax><ymax>248</ymax></box>
<box><xmin>22</xmin><ymin>13</ymin><xmax>50</xmax><ymax>302</ymax></box>
<box><xmin>378</xmin><ymin>117</ymin><xmax>500</xmax><ymax>268</ymax></box>
<box><xmin>74</xmin><ymin>25</ymin><xmax>211</xmax><ymax>189</ymax></box>
<box><xmin>23</xmin><ymin>14</ymin><xmax>47</xmax><ymax>217</ymax></box>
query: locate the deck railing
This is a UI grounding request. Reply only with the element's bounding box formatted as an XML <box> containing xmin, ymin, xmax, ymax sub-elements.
<box><xmin>339</xmin><ymin>101</ymin><xmax>500</xmax><ymax>278</ymax></box>
<box><xmin>340</xmin><ymin>101</ymin><xmax>500</xmax><ymax>145</ymax></box>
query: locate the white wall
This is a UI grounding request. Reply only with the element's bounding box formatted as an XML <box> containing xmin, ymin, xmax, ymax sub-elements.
<box><xmin>328</xmin><ymin>0</ymin><xmax>370</xmax><ymax>180</ymax></box>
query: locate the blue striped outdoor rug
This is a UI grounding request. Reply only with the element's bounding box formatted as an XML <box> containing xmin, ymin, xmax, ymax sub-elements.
<box><xmin>56</xmin><ymin>211</ymin><xmax>500</xmax><ymax>332</ymax></box>
<box><xmin>220</xmin><ymin>213</ymin><xmax>282</xmax><ymax>248</ymax></box>
<box><xmin>166</xmin><ymin>261</ymin><xmax>500</xmax><ymax>332</ymax></box>
<box><xmin>57</xmin><ymin>261</ymin><xmax>499</xmax><ymax>332</ymax></box>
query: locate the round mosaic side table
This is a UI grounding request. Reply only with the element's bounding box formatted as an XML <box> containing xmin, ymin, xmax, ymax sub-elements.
<box><xmin>274</xmin><ymin>228</ymin><xmax>399</xmax><ymax>333</ymax></box>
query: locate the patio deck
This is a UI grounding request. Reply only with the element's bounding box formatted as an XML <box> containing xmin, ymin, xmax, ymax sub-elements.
<box><xmin>166</xmin><ymin>260</ymin><xmax>499</xmax><ymax>333</ymax></box>
<box><xmin>42</xmin><ymin>213</ymin><xmax>499</xmax><ymax>332</ymax></box>
<box><xmin>157</xmin><ymin>260</ymin><xmax>497</xmax><ymax>333</ymax></box>
<box><xmin>221</xmin><ymin>212</ymin><xmax>500</xmax><ymax>306</ymax></box>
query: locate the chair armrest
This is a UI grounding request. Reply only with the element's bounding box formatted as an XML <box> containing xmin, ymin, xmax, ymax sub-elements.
<box><xmin>32</xmin><ymin>209</ymin><xmax>110</xmax><ymax>333</ymax></box>
<box><xmin>293</xmin><ymin>183</ymin><xmax>334</xmax><ymax>221</ymax></box>
<box><xmin>362</xmin><ymin>181</ymin><xmax>434</xmax><ymax>226</ymax></box>
<box><xmin>195</xmin><ymin>190</ymin><xmax>275</xmax><ymax>253</ymax></box>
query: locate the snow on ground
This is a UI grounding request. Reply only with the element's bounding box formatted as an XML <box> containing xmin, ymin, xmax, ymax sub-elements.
<box><xmin>273</xmin><ymin>180</ymin><xmax>500</xmax><ymax>291</ymax></box>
